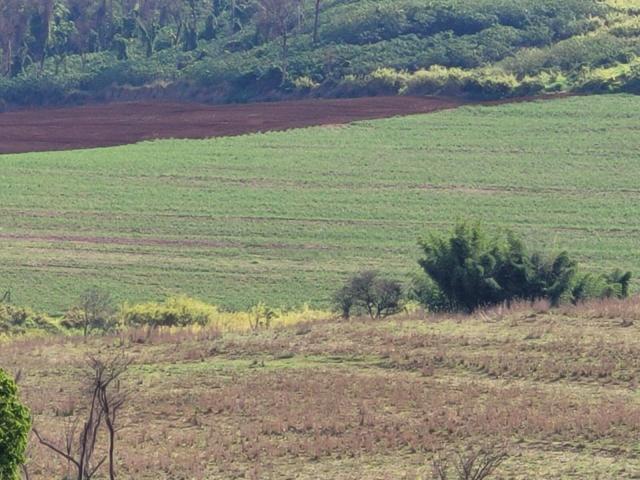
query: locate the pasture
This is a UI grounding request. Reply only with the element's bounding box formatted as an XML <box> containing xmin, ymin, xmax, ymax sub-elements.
<box><xmin>1</xmin><ymin>94</ymin><xmax>639</xmax><ymax>313</ymax></box>
<box><xmin>6</xmin><ymin>299</ymin><xmax>640</xmax><ymax>478</ymax></box>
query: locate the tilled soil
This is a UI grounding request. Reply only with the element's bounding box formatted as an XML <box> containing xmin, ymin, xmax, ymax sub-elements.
<box><xmin>0</xmin><ymin>96</ymin><xmax>461</xmax><ymax>154</ymax></box>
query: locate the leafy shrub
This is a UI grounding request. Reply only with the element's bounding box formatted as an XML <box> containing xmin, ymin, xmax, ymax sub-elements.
<box><xmin>514</xmin><ymin>71</ymin><xmax>560</xmax><ymax>95</ymax></box>
<box><xmin>0</xmin><ymin>369</ymin><xmax>31</xmax><ymax>480</ymax></box>
<box><xmin>572</xmin><ymin>269</ymin><xmax>632</xmax><ymax>304</ymax></box>
<box><xmin>609</xmin><ymin>16</ymin><xmax>640</xmax><ymax>38</ymax></box>
<box><xmin>118</xmin><ymin>297</ymin><xmax>329</xmax><ymax>332</ymax></box>
<box><xmin>325</xmin><ymin>68</ymin><xmax>411</xmax><ymax>97</ymax></box>
<box><xmin>408</xmin><ymin>272</ymin><xmax>452</xmax><ymax>313</ymax></box>
<box><xmin>365</xmin><ymin>68</ymin><xmax>409</xmax><ymax>95</ymax></box>
<box><xmin>120</xmin><ymin>296</ymin><xmax>220</xmax><ymax>328</ymax></box>
<box><xmin>323</xmin><ymin>74</ymin><xmax>364</xmax><ymax>97</ymax></box>
<box><xmin>418</xmin><ymin>223</ymin><xmax>578</xmax><ymax>312</ymax></box>
<box><xmin>292</xmin><ymin>75</ymin><xmax>319</xmax><ymax>91</ymax></box>
<box><xmin>0</xmin><ymin>304</ymin><xmax>60</xmax><ymax>335</ymax></box>
<box><xmin>576</xmin><ymin>57</ymin><xmax>640</xmax><ymax>93</ymax></box>
<box><xmin>621</xmin><ymin>61</ymin><xmax>640</xmax><ymax>92</ymax></box>
<box><xmin>248</xmin><ymin>302</ymin><xmax>277</xmax><ymax>330</ymax></box>
<box><xmin>0</xmin><ymin>74</ymin><xmax>68</xmax><ymax>105</ymax></box>
<box><xmin>319</xmin><ymin>1</ymin><xmax>413</xmax><ymax>45</ymax></box>
<box><xmin>402</xmin><ymin>66</ymin><xmax>520</xmax><ymax>99</ymax></box>
<box><xmin>500</xmin><ymin>33</ymin><xmax>636</xmax><ymax>76</ymax></box>
<box><xmin>334</xmin><ymin>270</ymin><xmax>404</xmax><ymax>320</ymax></box>
<box><xmin>465</xmin><ymin>69</ymin><xmax>519</xmax><ymax>98</ymax></box>
<box><xmin>403</xmin><ymin>65</ymin><xmax>469</xmax><ymax>96</ymax></box>
<box><xmin>576</xmin><ymin>64</ymin><xmax>628</xmax><ymax>93</ymax></box>
<box><xmin>320</xmin><ymin>0</ymin><xmax>605</xmax><ymax>48</ymax></box>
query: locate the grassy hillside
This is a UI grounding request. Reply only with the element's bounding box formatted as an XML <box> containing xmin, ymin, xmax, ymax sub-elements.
<box><xmin>2</xmin><ymin>0</ymin><xmax>640</xmax><ymax>105</ymax></box>
<box><xmin>5</xmin><ymin>299</ymin><xmax>640</xmax><ymax>478</ymax></box>
<box><xmin>1</xmin><ymin>94</ymin><xmax>638</xmax><ymax>313</ymax></box>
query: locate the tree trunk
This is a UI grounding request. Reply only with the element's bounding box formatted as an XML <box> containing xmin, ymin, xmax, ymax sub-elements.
<box><xmin>281</xmin><ymin>29</ymin><xmax>288</xmax><ymax>81</ymax></box>
<box><xmin>5</xmin><ymin>39</ymin><xmax>13</xmax><ymax>76</ymax></box>
<box><xmin>313</xmin><ymin>0</ymin><xmax>320</xmax><ymax>45</ymax></box>
<box><xmin>231</xmin><ymin>0</ymin><xmax>236</xmax><ymax>31</ymax></box>
<box><xmin>40</xmin><ymin>0</ymin><xmax>54</xmax><ymax>72</ymax></box>
<box><xmin>106</xmin><ymin>411</ymin><xmax>116</xmax><ymax>480</ymax></box>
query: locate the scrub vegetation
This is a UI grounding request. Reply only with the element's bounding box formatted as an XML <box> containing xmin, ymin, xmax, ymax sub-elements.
<box><xmin>4</xmin><ymin>297</ymin><xmax>640</xmax><ymax>479</ymax></box>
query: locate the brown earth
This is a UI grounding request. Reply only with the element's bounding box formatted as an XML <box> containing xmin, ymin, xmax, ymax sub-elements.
<box><xmin>0</xmin><ymin>96</ymin><xmax>462</xmax><ymax>154</ymax></box>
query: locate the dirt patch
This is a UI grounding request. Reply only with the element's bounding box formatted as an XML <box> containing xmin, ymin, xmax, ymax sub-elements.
<box><xmin>0</xmin><ymin>96</ymin><xmax>461</xmax><ymax>154</ymax></box>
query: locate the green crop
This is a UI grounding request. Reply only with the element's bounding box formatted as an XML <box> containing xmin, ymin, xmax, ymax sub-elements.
<box><xmin>1</xmin><ymin>95</ymin><xmax>638</xmax><ymax>313</ymax></box>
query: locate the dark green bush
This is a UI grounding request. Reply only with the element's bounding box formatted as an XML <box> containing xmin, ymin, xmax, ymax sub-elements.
<box><xmin>501</xmin><ymin>33</ymin><xmax>636</xmax><ymax>76</ymax></box>
<box><xmin>417</xmin><ymin>222</ymin><xmax>631</xmax><ymax>313</ymax></box>
<box><xmin>0</xmin><ymin>74</ymin><xmax>68</xmax><ymax>105</ymax></box>
<box><xmin>334</xmin><ymin>270</ymin><xmax>404</xmax><ymax>320</ymax></box>
<box><xmin>620</xmin><ymin>62</ymin><xmax>640</xmax><ymax>93</ymax></box>
<box><xmin>408</xmin><ymin>272</ymin><xmax>452</xmax><ymax>313</ymax></box>
<box><xmin>572</xmin><ymin>270</ymin><xmax>632</xmax><ymax>304</ymax></box>
<box><xmin>320</xmin><ymin>0</ymin><xmax>605</xmax><ymax>48</ymax></box>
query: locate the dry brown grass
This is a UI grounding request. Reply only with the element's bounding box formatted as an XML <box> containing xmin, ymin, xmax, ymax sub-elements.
<box><xmin>4</xmin><ymin>298</ymin><xmax>640</xmax><ymax>479</ymax></box>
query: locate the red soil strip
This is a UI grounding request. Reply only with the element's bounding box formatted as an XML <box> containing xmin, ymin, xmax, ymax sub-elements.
<box><xmin>0</xmin><ymin>96</ymin><xmax>461</xmax><ymax>154</ymax></box>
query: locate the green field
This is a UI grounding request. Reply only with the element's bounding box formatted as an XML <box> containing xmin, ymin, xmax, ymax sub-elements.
<box><xmin>2</xmin><ymin>94</ymin><xmax>639</xmax><ymax>313</ymax></box>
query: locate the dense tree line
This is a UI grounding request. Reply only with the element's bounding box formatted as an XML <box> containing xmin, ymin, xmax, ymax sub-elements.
<box><xmin>1</xmin><ymin>0</ymin><xmax>237</xmax><ymax>75</ymax></box>
<box><xmin>0</xmin><ymin>0</ymin><xmax>322</xmax><ymax>78</ymax></box>
<box><xmin>0</xmin><ymin>0</ymin><xmax>608</xmax><ymax>78</ymax></box>
<box><xmin>0</xmin><ymin>0</ymin><xmax>639</xmax><ymax>105</ymax></box>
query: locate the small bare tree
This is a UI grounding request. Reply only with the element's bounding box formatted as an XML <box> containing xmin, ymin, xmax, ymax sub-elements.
<box><xmin>34</xmin><ymin>353</ymin><xmax>130</xmax><ymax>480</ymax></box>
<box><xmin>93</xmin><ymin>356</ymin><xmax>128</xmax><ymax>480</ymax></box>
<box><xmin>432</xmin><ymin>445</ymin><xmax>508</xmax><ymax>480</ymax></box>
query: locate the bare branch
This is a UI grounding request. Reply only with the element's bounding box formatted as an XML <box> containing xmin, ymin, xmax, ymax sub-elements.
<box><xmin>32</xmin><ymin>428</ymin><xmax>81</xmax><ymax>470</ymax></box>
<box><xmin>33</xmin><ymin>352</ymin><xmax>130</xmax><ymax>480</ymax></box>
<box><xmin>432</xmin><ymin>444</ymin><xmax>508</xmax><ymax>480</ymax></box>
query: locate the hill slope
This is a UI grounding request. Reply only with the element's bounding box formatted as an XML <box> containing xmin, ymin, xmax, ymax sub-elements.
<box><xmin>1</xmin><ymin>94</ymin><xmax>638</xmax><ymax>312</ymax></box>
<box><xmin>1</xmin><ymin>0</ymin><xmax>640</xmax><ymax>106</ymax></box>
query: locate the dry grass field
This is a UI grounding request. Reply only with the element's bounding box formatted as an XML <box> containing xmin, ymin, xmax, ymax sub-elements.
<box><xmin>5</xmin><ymin>298</ymin><xmax>640</xmax><ymax>479</ymax></box>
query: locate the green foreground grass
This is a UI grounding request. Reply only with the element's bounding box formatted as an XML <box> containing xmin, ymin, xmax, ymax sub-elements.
<box><xmin>2</xmin><ymin>94</ymin><xmax>640</xmax><ymax>313</ymax></box>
